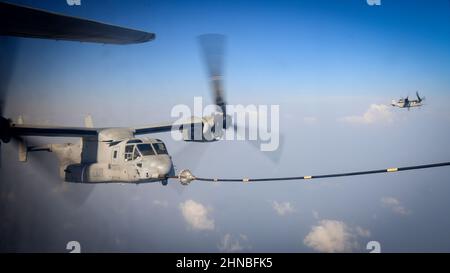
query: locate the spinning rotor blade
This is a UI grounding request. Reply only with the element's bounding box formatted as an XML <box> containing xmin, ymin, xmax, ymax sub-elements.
<box><xmin>198</xmin><ymin>34</ymin><xmax>285</xmax><ymax>164</ymax></box>
<box><xmin>0</xmin><ymin>39</ymin><xmax>13</xmax><ymax>116</ymax></box>
<box><xmin>9</xmin><ymin>136</ymin><xmax>94</xmax><ymax>206</ymax></box>
<box><xmin>0</xmin><ymin>38</ymin><xmax>20</xmax><ymax>168</ymax></box>
<box><xmin>416</xmin><ymin>91</ymin><xmax>425</xmax><ymax>102</ymax></box>
<box><xmin>10</xmin><ymin>136</ymin><xmax>48</xmax><ymax>169</ymax></box>
<box><xmin>198</xmin><ymin>34</ymin><xmax>227</xmax><ymax>121</ymax></box>
<box><xmin>233</xmin><ymin>124</ymin><xmax>284</xmax><ymax>164</ymax></box>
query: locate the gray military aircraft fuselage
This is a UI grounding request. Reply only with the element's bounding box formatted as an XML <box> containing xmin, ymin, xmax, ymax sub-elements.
<box><xmin>4</xmin><ymin>115</ymin><xmax>222</xmax><ymax>185</ymax></box>
<box><xmin>28</xmin><ymin>128</ymin><xmax>174</xmax><ymax>185</ymax></box>
<box><xmin>391</xmin><ymin>92</ymin><xmax>425</xmax><ymax>109</ymax></box>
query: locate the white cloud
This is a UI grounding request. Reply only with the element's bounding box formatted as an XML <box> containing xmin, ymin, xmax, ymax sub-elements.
<box><xmin>339</xmin><ymin>104</ymin><xmax>393</xmax><ymax>124</ymax></box>
<box><xmin>304</xmin><ymin>220</ymin><xmax>356</xmax><ymax>253</ymax></box>
<box><xmin>272</xmin><ymin>201</ymin><xmax>295</xmax><ymax>216</ymax></box>
<box><xmin>304</xmin><ymin>220</ymin><xmax>370</xmax><ymax>253</ymax></box>
<box><xmin>179</xmin><ymin>200</ymin><xmax>215</xmax><ymax>231</ymax></box>
<box><xmin>218</xmin><ymin>233</ymin><xmax>251</xmax><ymax>252</ymax></box>
<box><xmin>381</xmin><ymin>197</ymin><xmax>411</xmax><ymax>215</ymax></box>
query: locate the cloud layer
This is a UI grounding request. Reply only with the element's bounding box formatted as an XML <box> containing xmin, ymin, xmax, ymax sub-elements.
<box><xmin>179</xmin><ymin>200</ymin><xmax>215</xmax><ymax>231</ymax></box>
<box><xmin>218</xmin><ymin>233</ymin><xmax>251</xmax><ymax>252</ymax></box>
<box><xmin>381</xmin><ymin>197</ymin><xmax>411</xmax><ymax>215</ymax></box>
<box><xmin>304</xmin><ymin>220</ymin><xmax>370</xmax><ymax>253</ymax></box>
<box><xmin>339</xmin><ymin>104</ymin><xmax>393</xmax><ymax>124</ymax></box>
<box><xmin>271</xmin><ymin>201</ymin><xmax>295</xmax><ymax>216</ymax></box>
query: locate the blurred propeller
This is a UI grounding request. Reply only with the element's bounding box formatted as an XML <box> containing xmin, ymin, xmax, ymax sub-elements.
<box><xmin>197</xmin><ymin>34</ymin><xmax>284</xmax><ymax>165</ymax></box>
<box><xmin>0</xmin><ymin>38</ymin><xmax>19</xmax><ymax>168</ymax></box>
<box><xmin>0</xmin><ymin>38</ymin><xmax>93</xmax><ymax>206</ymax></box>
<box><xmin>416</xmin><ymin>91</ymin><xmax>425</xmax><ymax>102</ymax></box>
<box><xmin>9</xmin><ymin>135</ymin><xmax>94</xmax><ymax>206</ymax></box>
<box><xmin>198</xmin><ymin>34</ymin><xmax>228</xmax><ymax>127</ymax></box>
<box><xmin>233</xmin><ymin>123</ymin><xmax>284</xmax><ymax>164</ymax></box>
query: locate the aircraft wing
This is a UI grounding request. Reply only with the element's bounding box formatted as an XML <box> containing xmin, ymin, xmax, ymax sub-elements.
<box><xmin>134</xmin><ymin>118</ymin><xmax>204</xmax><ymax>135</ymax></box>
<box><xmin>0</xmin><ymin>2</ymin><xmax>155</xmax><ymax>44</ymax></box>
<box><xmin>10</xmin><ymin>124</ymin><xmax>98</xmax><ymax>138</ymax></box>
<box><xmin>8</xmin><ymin>118</ymin><xmax>202</xmax><ymax>138</ymax></box>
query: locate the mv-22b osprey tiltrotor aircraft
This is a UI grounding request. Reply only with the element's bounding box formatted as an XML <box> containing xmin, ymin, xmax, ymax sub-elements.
<box><xmin>391</xmin><ymin>91</ymin><xmax>425</xmax><ymax>110</ymax></box>
<box><xmin>0</xmin><ymin>2</ymin><xmax>231</xmax><ymax>185</ymax></box>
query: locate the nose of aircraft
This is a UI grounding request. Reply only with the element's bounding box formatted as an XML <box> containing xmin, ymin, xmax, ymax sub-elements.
<box><xmin>155</xmin><ymin>156</ymin><xmax>172</xmax><ymax>176</ymax></box>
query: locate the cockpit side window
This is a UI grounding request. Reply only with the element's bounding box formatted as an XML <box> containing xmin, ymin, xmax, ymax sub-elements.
<box><xmin>124</xmin><ymin>145</ymin><xmax>134</xmax><ymax>161</ymax></box>
<box><xmin>137</xmin><ymin>144</ymin><xmax>155</xmax><ymax>156</ymax></box>
<box><xmin>153</xmin><ymin>143</ymin><xmax>168</xmax><ymax>154</ymax></box>
<box><xmin>133</xmin><ymin>147</ymin><xmax>141</xmax><ymax>160</ymax></box>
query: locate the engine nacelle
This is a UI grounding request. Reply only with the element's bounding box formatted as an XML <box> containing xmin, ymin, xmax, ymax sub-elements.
<box><xmin>182</xmin><ymin>114</ymin><xmax>231</xmax><ymax>142</ymax></box>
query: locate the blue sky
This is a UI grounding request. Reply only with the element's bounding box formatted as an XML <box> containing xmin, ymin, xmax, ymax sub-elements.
<box><xmin>5</xmin><ymin>0</ymin><xmax>450</xmax><ymax>102</ymax></box>
<box><xmin>1</xmin><ymin>0</ymin><xmax>450</xmax><ymax>253</ymax></box>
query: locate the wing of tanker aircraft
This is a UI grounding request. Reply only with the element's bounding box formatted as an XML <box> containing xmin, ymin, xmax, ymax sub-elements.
<box><xmin>0</xmin><ymin>1</ymin><xmax>155</xmax><ymax>44</ymax></box>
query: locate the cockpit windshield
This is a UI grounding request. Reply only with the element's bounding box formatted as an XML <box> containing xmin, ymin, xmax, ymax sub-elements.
<box><xmin>153</xmin><ymin>143</ymin><xmax>168</xmax><ymax>154</ymax></box>
<box><xmin>137</xmin><ymin>144</ymin><xmax>156</xmax><ymax>156</ymax></box>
